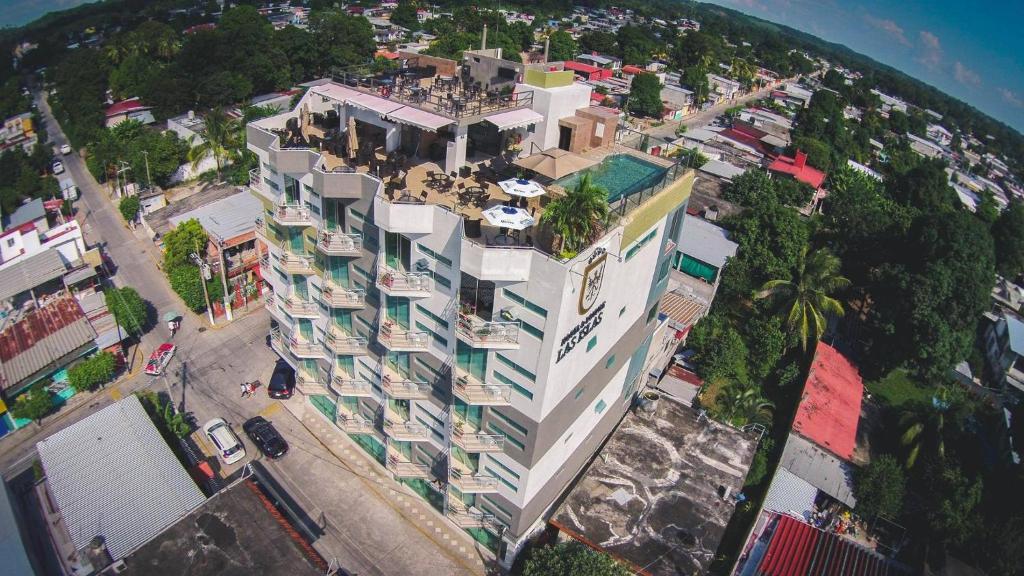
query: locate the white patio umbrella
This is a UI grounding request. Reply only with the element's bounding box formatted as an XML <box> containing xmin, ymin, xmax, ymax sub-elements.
<box><xmin>498</xmin><ymin>178</ymin><xmax>546</xmax><ymax>198</ymax></box>
<box><xmin>481</xmin><ymin>205</ymin><xmax>536</xmax><ymax>230</ymax></box>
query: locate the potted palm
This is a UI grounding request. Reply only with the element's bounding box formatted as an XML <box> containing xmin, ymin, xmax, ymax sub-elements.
<box><xmin>540</xmin><ymin>173</ymin><xmax>610</xmax><ymax>259</ymax></box>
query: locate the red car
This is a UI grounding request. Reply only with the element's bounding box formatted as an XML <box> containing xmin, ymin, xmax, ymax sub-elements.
<box><xmin>144</xmin><ymin>343</ymin><xmax>177</xmax><ymax>376</ymax></box>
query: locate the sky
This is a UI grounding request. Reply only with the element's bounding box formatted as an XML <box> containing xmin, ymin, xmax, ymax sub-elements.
<box><xmin>0</xmin><ymin>0</ymin><xmax>95</xmax><ymax>29</ymax></box>
<box><xmin>704</xmin><ymin>0</ymin><xmax>1024</xmax><ymax>133</ymax></box>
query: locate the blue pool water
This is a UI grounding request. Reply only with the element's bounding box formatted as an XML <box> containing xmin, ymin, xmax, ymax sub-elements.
<box><xmin>556</xmin><ymin>154</ymin><xmax>668</xmax><ymax>203</ymax></box>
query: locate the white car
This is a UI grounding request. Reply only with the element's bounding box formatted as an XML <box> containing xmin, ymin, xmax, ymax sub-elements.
<box><xmin>203</xmin><ymin>418</ymin><xmax>246</xmax><ymax>465</ymax></box>
<box><xmin>60</xmin><ymin>144</ymin><xmax>72</xmax><ymax>155</ymax></box>
<box><xmin>52</xmin><ymin>160</ymin><xmax>64</xmax><ymax>175</ymax></box>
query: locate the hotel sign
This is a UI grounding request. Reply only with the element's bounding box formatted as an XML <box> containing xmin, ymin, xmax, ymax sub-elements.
<box><xmin>557</xmin><ymin>251</ymin><xmax>608</xmax><ymax>364</ymax></box>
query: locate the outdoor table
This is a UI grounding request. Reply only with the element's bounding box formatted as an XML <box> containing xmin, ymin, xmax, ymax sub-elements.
<box><xmin>492</xmin><ymin>234</ymin><xmax>515</xmax><ymax>246</ymax></box>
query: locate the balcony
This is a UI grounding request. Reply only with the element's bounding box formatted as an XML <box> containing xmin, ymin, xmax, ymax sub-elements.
<box><xmin>449</xmin><ymin>462</ymin><xmax>499</xmax><ymax>493</ymax></box>
<box><xmin>280</xmin><ymin>253</ymin><xmax>317</xmax><ymax>275</ymax></box>
<box><xmin>271</xmin><ymin>203</ymin><xmax>314</xmax><ymax>227</ymax></box>
<box><xmin>447</xmin><ymin>502</ymin><xmax>502</xmax><ymax>531</ymax></box>
<box><xmin>381</xmin><ymin>365</ymin><xmax>432</xmax><ymax>400</ymax></box>
<box><xmin>254</xmin><ymin>218</ymin><xmax>276</xmax><ymax>244</ymax></box>
<box><xmin>373</xmin><ymin>193</ymin><xmax>434</xmax><ymax>234</ymax></box>
<box><xmin>317</xmin><ymin>230</ymin><xmax>363</xmax><ymax>257</ymax></box>
<box><xmin>453</xmin><ymin>369</ymin><xmax>512</xmax><ymax>406</ymax></box>
<box><xmin>378</xmin><ymin>323</ymin><xmax>430</xmax><ymax>352</ymax></box>
<box><xmin>270</xmin><ymin>329</ymin><xmax>322</xmax><ymax>360</ymax></box>
<box><xmin>377</xmin><ymin>267</ymin><xmax>432</xmax><ymax>298</ymax></box>
<box><xmin>386</xmin><ymin>447</ymin><xmax>431</xmax><ymax>479</ymax></box>
<box><xmin>451</xmin><ymin>417</ymin><xmax>505</xmax><ymax>453</ymax></box>
<box><xmin>280</xmin><ymin>296</ymin><xmax>320</xmax><ymax>318</ymax></box>
<box><xmin>456</xmin><ymin>314</ymin><xmax>520</xmax><ymax>350</ymax></box>
<box><xmin>336</xmin><ymin>404</ymin><xmax>376</xmax><ymax>434</ymax></box>
<box><xmin>296</xmin><ymin>372</ymin><xmax>329</xmax><ymax>395</ymax></box>
<box><xmin>383</xmin><ymin>410</ymin><xmax>430</xmax><ymax>442</ymax></box>
<box><xmin>331</xmin><ymin>374</ymin><xmax>374</xmax><ymax>397</ymax></box>
<box><xmin>320</xmin><ymin>280</ymin><xmax>365</xmax><ymax>309</ymax></box>
<box><xmin>324</xmin><ymin>327</ymin><xmax>369</xmax><ymax>356</ymax></box>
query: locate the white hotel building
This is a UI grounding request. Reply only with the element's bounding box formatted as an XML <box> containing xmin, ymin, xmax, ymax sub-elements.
<box><xmin>246</xmin><ymin>51</ymin><xmax>695</xmax><ymax>562</ymax></box>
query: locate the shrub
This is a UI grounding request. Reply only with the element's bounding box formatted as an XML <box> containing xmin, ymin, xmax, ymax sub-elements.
<box><xmin>118</xmin><ymin>195</ymin><xmax>140</xmax><ymax>222</ymax></box>
<box><xmin>68</xmin><ymin>352</ymin><xmax>116</xmax><ymax>392</ymax></box>
<box><xmin>9</xmin><ymin>383</ymin><xmax>53</xmax><ymax>422</ymax></box>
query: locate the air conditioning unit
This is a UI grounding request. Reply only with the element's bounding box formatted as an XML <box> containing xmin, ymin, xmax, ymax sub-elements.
<box><xmin>414</xmin><ymin>258</ymin><xmax>431</xmax><ymax>272</ymax></box>
<box><xmin>106</xmin><ymin>560</ymin><xmax>128</xmax><ymax>574</ymax></box>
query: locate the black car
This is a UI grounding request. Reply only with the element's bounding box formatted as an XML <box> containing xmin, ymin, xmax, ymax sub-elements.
<box><xmin>267</xmin><ymin>362</ymin><xmax>296</xmax><ymax>399</ymax></box>
<box><xmin>243</xmin><ymin>417</ymin><xmax>289</xmax><ymax>459</ymax></box>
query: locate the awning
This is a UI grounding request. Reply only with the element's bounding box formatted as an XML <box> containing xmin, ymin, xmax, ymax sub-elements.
<box><xmin>62</xmin><ymin>264</ymin><xmax>98</xmax><ymax>286</ymax></box>
<box><xmin>311</xmin><ymin>84</ymin><xmax>361</xmax><ymax>103</ymax></box>
<box><xmin>387</xmin><ymin>106</ymin><xmax>452</xmax><ymax>132</ymax></box>
<box><xmin>485</xmin><ymin>108</ymin><xmax>544</xmax><ymax>131</ymax></box>
<box><xmin>346</xmin><ymin>92</ymin><xmax>405</xmax><ymax>116</ymax></box>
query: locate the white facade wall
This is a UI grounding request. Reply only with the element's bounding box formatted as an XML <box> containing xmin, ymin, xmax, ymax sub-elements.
<box><xmin>517</xmin><ymin>82</ymin><xmax>592</xmax><ymax>153</ymax></box>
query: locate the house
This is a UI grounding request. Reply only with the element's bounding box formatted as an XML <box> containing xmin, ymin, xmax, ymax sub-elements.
<box><xmin>367</xmin><ymin>17</ymin><xmax>406</xmax><ymax>44</ymax></box>
<box><xmin>768</xmin><ymin>150</ymin><xmax>827</xmax><ymax>189</ymax></box>
<box><xmin>661</xmin><ymin>84</ymin><xmax>696</xmax><ymax>116</ymax></box>
<box><xmin>983</xmin><ymin>312</ymin><xmax>1024</xmax><ymax>395</ymax></box>
<box><xmin>563</xmin><ymin>61</ymin><xmax>612</xmax><ymax>82</ymax></box>
<box><xmin>847</xmin><ymin>159</ymin><xmax>883</xmax><ymax>181</ymax></box>
<box><xmin>576</xmin><ymin>52</ymin><xmax>621</xmax><ymax>70</ymax></box>
<box><xmin>0</xmin><ymin>199</ymin><xmax>87</xmax><ymax>271</ymax></box>
<box><xmin>104</xmin><ymin>98</ymin><xmax>155</xmax><ymax>128</ymax></box>
<box><xmin>672</xmin><ymin>214</ymin><xmax>737</xmax><ymax>290</ymax></box>
<box><xmin>0</xmin><ymin>112</ymin><xmax>37</xmax><ymax>154</ymax></box>
<box><xmin>906</xmin><ymin>132</ymin><xmax>945</xmax><ymax>159</ymax></box>
<box><xmin>870</xmin><ymin>89</ymin><xmax>909</xmax><ymax>113</ymax></box>
<box><xmin>927</xmin><ymin>123</ymin><xmax>953</xmax><ymax>147</ymax></box>
<box><xmin>707</xmin><ymin>74</ymin><xmax>741</xmax><ymax>101</ymax></box>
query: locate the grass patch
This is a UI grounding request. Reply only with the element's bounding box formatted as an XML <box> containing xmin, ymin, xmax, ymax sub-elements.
<box><xmin>697</xmin><ymin>377</ymin><xmax>727</xmax><ymax>415</ymax></box>
<box><xmin>865</xmin><ymin>369</ymin><xmax>933</xmax><ymax>409</ymax></box>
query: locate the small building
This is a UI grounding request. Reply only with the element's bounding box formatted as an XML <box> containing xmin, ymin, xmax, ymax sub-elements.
<box><xmin>0</xmin><ymin>200</ymin><xmax>86</xmax><ymax>271</ymax></box>
<box><xmin>906</xmin><ymin>132</ymin><xmax>944</xmax><ymax>159</ymax></box>
<box><xmin>562</xmin><ymin>60</ymin><xmax>612</xmax><ymax>82</ymax></box>
<box><xmin>672</xmin><ymin>214</ymin><xmax>738</xmax><ymax>289</ymax></box>
<box><xmin>105</xmin><ymin>98</ymin><xmax>155</xmax><ymax>128</ymax></box>
<box><xmin>699</xmin><ymin>159</ymin><xmax>746</xmax><ymax>181</ymax></box>
<box><xmin>983</xmin><ymin>312</ymin><xmax>1024</xmax><ymax>395</ymax></box>
<box><xmin>768</xmin><ymin>150</ymin><xmax>827</xmax><ymax>189</ymax></box>
<box><xmin>575</xmin><ymin>52</ymin><xmax>621</xmax><ymax>70</ymax></box>
<box><xmin>708</xmin><ymin>73</ymin><xmax>741</xmax><ymax>101</ymax></box>
<box><xmin>550</xmin><ymin>395</ymin><xmax>758</xmax><ymax>575</ymax></box>
<box><xmin>35</xmin><ymin>395</ymin><xmax>206</xmax><ymax>575</ymax></box>
<box><xmin>0</xmin><ymin>112</ymin><xmax>37</xmax><ymax>154</ymax></box>
<box><xmin>847</xmin><ymin>159</ymin><xmax>883</xmax><ymax>181</ymax></box>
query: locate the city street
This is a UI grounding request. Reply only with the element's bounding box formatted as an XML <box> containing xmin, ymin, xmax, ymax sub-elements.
<box><xmin>0</xmin><ymin>93</ymin><xmax>487</xmax><ymax>576</ymax></box>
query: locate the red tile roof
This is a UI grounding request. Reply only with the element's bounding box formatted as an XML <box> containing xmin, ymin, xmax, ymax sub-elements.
<box><xmin>792</xmin><ymin>342</ymin><xmax>863</xmax><ymax>461</ymax></box>
<box><xmin>564</xmin><ymin>61</ymin><xmax>601</xmax><ymax>74</ymax></box>
<box><xmin>621</xmin><ymin>65</ymin><xmax>644</xmax><ymax>75</ymax></box>
<box><xmin>105</xmin><ymin>98</ymin><xmax>150</xmax><ymax>118</ymax></box>
<box><xmin>768</xmin><ymin>151</ymin><xmax>827</xmax><ymax>189</ymax></box>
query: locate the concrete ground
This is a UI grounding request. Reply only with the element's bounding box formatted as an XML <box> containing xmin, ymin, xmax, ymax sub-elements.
<box><xmin>1</xmin><ymin>92</ymin><xmax>490</xmax><ymax>576</ymax></box>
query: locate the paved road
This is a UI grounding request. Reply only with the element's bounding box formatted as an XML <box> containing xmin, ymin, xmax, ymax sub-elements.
<box><xmin>2</xmin><ymin>94</ymin><xmax>483</xmax><ymax>576</ymax></box>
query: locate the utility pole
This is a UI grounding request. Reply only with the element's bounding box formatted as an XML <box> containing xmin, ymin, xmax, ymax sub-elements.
<box><xmin>216</xmin><ymin>238</ymin><xmax>233</xmax><ymax>322</ymax></box>
<box><xmin>190</xmin><ymin>238</ymin><xmax>216</xmax><ymax>326</ymax></box>
<box><xmin>142</xmin><ymin>150</ymin><xmax>152</xmax><ymax>190</ymax></box>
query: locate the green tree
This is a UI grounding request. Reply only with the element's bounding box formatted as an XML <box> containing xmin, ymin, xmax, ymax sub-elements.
<box><xmin>8</xmin><ymin>383</ymin><xmax>53</xmax><ymax>423</ymax></box>
<box><xmin>168</xmin><ymin>265</ymin><xmax>223</xmax><ymax>312</ymax></box>
<box><xmin>389</xmin><ymin>1</ymin><xmax>421</xmax><ymax>31</ymax></box>
<box><xmin>923</xmin><ymin>462</ymin><xmax>983</xmax><ymax>546</ymax></box>
<box><xmin>688</xmin><ymin>312</ymin><xmax>750</xmax><ymax>385</ymax></box>
<box><xmin>163</xmin><ymin>218</ymin><xmax>208</xmax><ymax>270</ymax></box>
<box><xmin>104</xmin><ymin>287</ymin><xmax>147</xmax><ymax>335</ymax></box>
<box><xmin>717</xmin><ymin>381</ymin><xmax>774</xmax><ymax>426</ymax></box>
<box><xmin>540</xmin><ymin>173</ymin><xmax>610</xmax><ymax>257</ymax></box>
<box><xmin>68</xmin><ymin>352</ymin><xmax>117</xmax><ymax>392</ymax></box>
<box><xmin>626</xmin><ymin>73</ymin><xmax>663</xmax><ymax>118</ymax></box>
<box><xmin>757</xmin><ymin>247</ymin><xmax>850</xmax><ymax>352</ymax></box>
<box><xmin>853</xmin><ymin>454</ymin><xmax>905</xmax><ymax>519</ymax></box>
<box><xmin>274</xmin><ymin>25</ymin><xmax>319</xmax><ymax>83</ymax></box>
<box><xmin>547</xmin><ymin>30</ymin><xmax>577</xmax><ymax>62</ymax></box>
<box><xmin>992</xmin><ymin>202</ymin><xmax>1024</xmax><ymax>278</ymax></box>
<box><xmin>578</xmin><ymin>31</ymin><xmax>618</xmax><ymax>55</ymax></box>
<box><xmin>523</xmin><ymin>541</ymin><xmax>630</xmax><ymax>576</ymax></box>
<box><xmin>187</xmin><ymin>108</ymin><xmax>239</xmax><ymax>182</ymax></box>
<box><xmin>309</xmin><ymin>10</ymin><xmax>376</xmax><ymax>72</ymax></box>
<box><xmin>724</xmin><ymin>169</ymin><xmax>776</xmax><ymax>207</ymax></box>
<box><xmin>118</xmin><ymin>195</ymin><xmax>140</xmax><ymax>222</ymax></box>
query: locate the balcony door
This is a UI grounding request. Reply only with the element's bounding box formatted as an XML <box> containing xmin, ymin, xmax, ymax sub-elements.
<box><xmin>292</xmin><ymin>277</ymin><xmax>309</xmax><ymax>300</ymax></box>
<box><xmin>384</xmin><ymin>231</ymin><xmax>412</xmax><ymax>271</ymax></box>
<box><xmin>323</xmin><ymin>199</ymin><xmax>345</xmax><ymax>231</ymax></box>
<box><xmin>330</xmin><ymin>257</ymin><xmax>350</xmax><ymax>286</ymax></box>
<box><xmin>456</xmin><ymin>341</ymin><xmax>487</xmax><ymax>382</ymax></box>
<box><xmin>284</xmin><ymin>175</ymin><xmax>300</xmax><ymax>204</ymax></box>
<box><xmin>386</xmin><ymin>295</ymin><xmax>410</xmax><ymax>329</ymax></box>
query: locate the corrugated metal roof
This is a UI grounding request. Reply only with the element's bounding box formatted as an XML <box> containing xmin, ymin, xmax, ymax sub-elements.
<box><xmin>36</xmin><ymin>395</ymin><xmax>205</xmax><ymax>560</ymax></box>
<box><xmin>3</xmin><ymin>198</ymin><xmax>45</xmax><ymax>229</ymax></box>
<box><xmin>0</xmin><ymin>296</ymin><xmax>97</xmax><ymax>391</ymax></box>
<box><xmin>1005</xmin><ymin>314</ymin><xmax>1024</xmax><ymax>356</ymax></box>
<box><xmin>779</xmin><ymin>433</ymin><xmax>857</xmax><ymax>508</ymax></box>
<box><xmin>763</xmin><ymin>466</ymin><xmax>818</xmax><ymax>519</ymax></box>
<box><xmin>168</xmin><ymin>190</ymin><xmax>262</xmax><ymax>243</ymax></box>
<box><xmin>0</xmin><ymin>480</ymin><xmax>35</xmax><ymax>576</ymax></box>
<box><xmin>677</xmin><ymin>214</ymin><xmax>738</xmax><ymax>269</ymax></box>
<box><xmin>793</xmin><ymin>342</ymin><xmax>863</xmax><ymax>461</ymax></box>
<box><xmin>0</xmin><ymin>250</ymin><xmax>67</xmax><ymax>302</ymax></box>
<box><xmin>658</xmin><ymin>290</ymin><xmax>707</xmax><ymax>329</ymax></box>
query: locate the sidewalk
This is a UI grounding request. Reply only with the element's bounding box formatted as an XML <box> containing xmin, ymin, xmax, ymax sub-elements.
<box><xmin>280</xmin><ymin>397</ymin><xmax>492</xmax><ymax>576</ymax></box>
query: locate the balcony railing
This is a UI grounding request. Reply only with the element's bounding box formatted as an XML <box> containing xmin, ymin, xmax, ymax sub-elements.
<box><xmin>447</xmin><ymin>503</ymin><xmax>501</xmax><ymax>530</ymax></box>
<box><xmin>386</xmin><ymin>449</ymin><xmax>431</xmax><ymax>478</ymax></box>
<box><xmin>451</xmin><ymin>427</ymin><xmax>506</xmax><ymax>452</ymax></box>
<box><xmin>378</xmin><ymin>323</ymin><xmax>430</xmax><ymax>351</ymax></box>
<box><xmin>280</xmin><ymin>253</ymin><xmax>316</xmax><ymax>275</ymax></box>
<box><xmin>336</xmin><ymin>405</ymin><xmax>375</xmax><ymax>434</ymax></box>
<box><xmin>288</xmin><ymin>336</ymin><xmax>322</xmax><ymax>359</ymax></box>
<box><xmin>456</xmin><ymin>313</ymin><xmax>520</xmax><ymax>349</ymax></box>
<box><xmin>383</xmin><ymin>417</ymin><xmax>430</xmax><ymax>442</ymax></box>
<box><xmin>271</xmin><ymin>203</ymin><xmax>314</xmax><ymax>227</ymax></box>
<box><xmin>453</xmin><ymin>368</ymin><xmax>512</xmax><ymax>405</ymax></box>
<box><xmin>321</xmin><ymin>280</ymin><xmax>365</xmax><ymax>308</ymax></box>
<box><xmin>449</xmin><ymin>466</ymin><xmax>499</xmax><ymax>493</ymax></box>
<box><xmin>280</xmin><ymin>296</ymin><xmax>319</xmax><ymax>318</ymax></box>
<box><xmin>296</xmin><ymin>372</ymin><xmax>329</xmax><ymax>395</ymax></box>
<box><xmin>381</xmin><ymin>366</ymin><xmax>431</xmax><ymax>399</ymax></box>
<box><xmin>324</xmin><ymin>327</ymin><xmax>369</xmax><ymax>356</ymax></box>
<box><xmin>317</xmin><ymin>230</ymin><xmax>363</xmax><ymax>256</ymax></box>
<box><xmin>377</xmin><ymin>266</ymin><xmax>431</xmax><ymax>297</ymax></box>
<box><xmin>331</xmin><ymin>375</ymin><xmax>374</xmax><ymax>397</ymax></box>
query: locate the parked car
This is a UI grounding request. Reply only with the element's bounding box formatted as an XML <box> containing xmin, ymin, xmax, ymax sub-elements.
<box><xmin>243</xmin><ymin>417</ymin><xmax>288</xmax><ymax>459</ymax></box>
<box><xmin>203</xmin><ymin>418</ymin><xmax>246</xmax><ymax>465</ymax></box>
<box><xmin>267</xmin><ymin>362</ymin><xmax>296</xmax><ymax>399</ymax></box>
<box><xmin>60</xmin><ymin>144</ymin><xmax>72</xmax><ymax>155</ymax></box>
<box><xmin>52</xmin><ymin>160</ymin><xmax>64</xmax><ymax>174</ymax></box>
<box><xmin>144</xmin><ymin>343</ymin><xmax>176</xmax><ymax>376</ymax></box>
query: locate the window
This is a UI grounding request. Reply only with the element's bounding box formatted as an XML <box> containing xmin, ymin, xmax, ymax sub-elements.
<box><xmin>586</xmin><ymin>336</ymin><xmax>597</xmax><ymax>352</ymax></box>
<box><xmin>353</xmin><ymin>264</ymin><xmax>372</xmax><ymax>280</ymax></box>
<box><xmin>417</xmin><ymin>243</ymin><xmax>452</xmax><ymax>267</ymax></box>
<box><xmin>494</xmin><ymin>371</ymin><xmax>534</xmax><ymax>400</ymax></box>
<box><xmin>305</xmin><ymin>184</ymin><xmax>319</xmax><ymax>199</ymax></box>
<box><xmin>305</xmin><ymin>201</ymin><xmax>321</xmax><ymax>216</ymax></box>
<box><xmin>491</xmin><ymin>409</ymin><xmax>528</xmax><ymax>436</ymax></box>
<box><xmin>415</xmin><ymin>357</ymin><xmax>443</xmax><ymax>377</ymax></box>
<box><xmin>486</xmin><ymin>455</ymin><xmax>522</xmax><ymax>480</ymax></box>
<box><xmin>519</xmin><ymin>320</ymin><xmax>544</xmax><ymax>340</ymax></box>
<box><xmin>5</xmin><ymin>238</ymin><xmax>14</xmax><ymax>248</ymax></box>
<box><xmin>415</xmin><ymin>304</ymin><xmax>449</xmax><ymax>330</ymax></box>
<box><xmin>595</xmin><ymin>399</ymin><xmax>607</xmax><ymax>414</ymax></box>
<box><xmin>349</xmin><ymin>207</ymin><xmax>366</xmax><ymax>222</ymax></box>
<box><xmin>605</xmin><ymin>355</ymin><xmax>616</xmax><ymax>369</ymax></box>
<box><xmin>487</xmin><ymin>423</ymin><xmax>525</xmax><ymax>450</ymax></box>
<box><xmin>646</xmin><ymin>305</ymin><xmax>658</xmax><ymax>324</ymax></box>
<box><xmin>415</xmin><ymin>321</ymin><xmax>448</xmax><ymax>348</ymax></box>
<box><xmin>481</xmin><ymin>496</ymin><xmax>513</xmax><ymax>520</ymax></box>
<box><xmin>564</xmin><ymin>432</ymin><xmax>573</xmax><ymax>444</ymax></box>
<box><xmin>495</xmin><ymin>353</ymin><xmax>536</xmax><ymax>382</ymax></box>
<box><xmin>574</xmin><ymin>387</ymin><xmax>584</xmax><ymax>399</ymax></box>
<box><xmin>503</xmin><ymin>289</ymin><xmax>548</xmax><ymax>318</ymax></box>
<box><xmin>657</xmin><ymin>258</ymin><xmax>670</xmax><ymax>282</ymax></box>
<box><xmin>484</xmin><ymin>466</ymin><xmax>519</xmax><ymax>491</ymax></box>
<box><xmin>416</xmin><ymin>416</ymin><xmax>444</xmax><ymax>440</ymax></box>
<box><xmin>619</xmin><ymin>306</ymin><xmax>626</xmax><ymax>317</ymax></box>
<box><xmin>624</xmin><ymin>229</ymin><xmax>658</xmax><ymax>261</ymax></box>
<box><xmin>432</xmin><ymin>272</ymin><xmax>451</xmax><ymax>290</ymax></box>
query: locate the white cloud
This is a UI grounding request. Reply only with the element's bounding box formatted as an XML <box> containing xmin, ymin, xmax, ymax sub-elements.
<box><xmin>953</xmin><ymin>62</ymin><xmax>981</xmax><ymax>87</ymax></box>
<box><xmin>916</xmin><ymin>30</ymin><xmax>943</xmax><ymax>69</ymax></box>
<box><xmin>863</xmin><ymin>14</ymin><xmax>911</xmax><ymax>46</ymax></box>
<box><xmin>1000</xmin><ymin>88</ymin><xmax>1024</xmax><ymax>108</ymax></box>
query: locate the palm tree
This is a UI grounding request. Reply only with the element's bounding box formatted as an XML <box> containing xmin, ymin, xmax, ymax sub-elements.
<box><xmin>899</xmin><ymin>387</ymin><xmax>956</xmax><ymax>469</ymax></box>
<box><xmin>540</xmin><ymin>173</ymin><xmax>610</xmax><ymax>256</ymax></box>
<box><xmin>187</xmin><ymin>108</ymin><xmax>239</xmax><ymax>182</ymax></box>
<box><xmin>757</xmin><ymin>246</ymin><xmax>850</xmax><ymax>351</ymax></box>
<box><xmin>718</xmin><ymin>382</ymin><xmax>774</xmax><ymax>426</ymax></box>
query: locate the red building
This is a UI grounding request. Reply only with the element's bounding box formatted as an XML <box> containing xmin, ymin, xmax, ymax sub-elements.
<box><xmin>767</xmin><ymin>150</ymin><xmax>827</xmax><ymax>190</ymax></box>
<box><xmin>563</xmin><ymin>61</ymin><xmax>612</xmax><ymax>82</ymax></box>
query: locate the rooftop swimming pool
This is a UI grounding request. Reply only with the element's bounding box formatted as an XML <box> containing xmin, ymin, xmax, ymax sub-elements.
<box><xmin>556</xmin><ymin>154</ymin><xmax>668</xmax><ymax>203</ymax></box>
